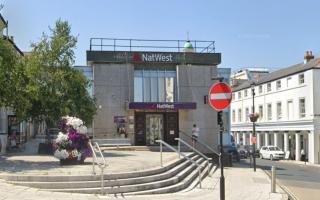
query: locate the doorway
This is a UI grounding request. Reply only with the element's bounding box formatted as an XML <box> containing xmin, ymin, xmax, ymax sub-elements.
<box><xmin>146</xmin><ymin>114</ymin><xmax>163</xmax><ymax>145</ymax></box>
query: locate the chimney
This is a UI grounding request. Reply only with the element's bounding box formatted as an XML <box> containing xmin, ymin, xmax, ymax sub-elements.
<box><xmin>304</xmin><ymin>51</ymin><xmax>314</xmax><ymax>64</ymax></box>
<box><xmin>10</xmin><ymin>36</ymin><xmax>14</xmax><ymax>41</ymax></box>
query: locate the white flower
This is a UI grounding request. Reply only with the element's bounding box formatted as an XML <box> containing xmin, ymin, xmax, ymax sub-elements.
<box><xmin>77</xmin><ymin>125</ymin><xmax>87</xmax><ymax>135</ymax></box>
<box><xmin>54</xmin><ymin>149</ymin><xmax>69</xmax><ymax>159</ymax></box>
<box><xmin>56</xmin><ymin>132</ymin><xmax>69</xmax><ymax>144</ymax></box>
<box><xmin>63</xmin><ymin>116</ymin><xmax>84</xmax><ymax>130</ymax></box>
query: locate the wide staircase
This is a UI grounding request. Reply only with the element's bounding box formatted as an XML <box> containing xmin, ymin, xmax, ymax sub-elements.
<box><xmin>0</xmin><ymin>139</ymin><xmax>217</xmax><ymax>195</ymax></box>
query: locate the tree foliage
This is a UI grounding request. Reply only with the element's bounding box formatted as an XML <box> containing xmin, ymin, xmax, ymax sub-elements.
<box><xmin>25</xmin><ymin>19</ymin><xmax>96</xmax><ymax>126</ymax></box>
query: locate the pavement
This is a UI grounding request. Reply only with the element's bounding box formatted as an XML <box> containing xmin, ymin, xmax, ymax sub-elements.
<box><xmin>243</xmin><ymin>158</ymin><xmax>320</xmax><ymax>200</ymax></box>
<box><xmin>0</xmin><ymin>139</ymin><xmax>288</xmax><ymax>200</ymax></box>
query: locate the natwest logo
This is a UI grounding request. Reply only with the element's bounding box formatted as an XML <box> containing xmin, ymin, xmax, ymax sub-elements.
<box><xmin>156</xmin><ymin>104</ymin><xmax>174</xmax><ymax>109</ymax></box>
<box><xmin>133</xmin><ymin>53</ymin><xmax>173</xmax><ymax>62</ymax></box>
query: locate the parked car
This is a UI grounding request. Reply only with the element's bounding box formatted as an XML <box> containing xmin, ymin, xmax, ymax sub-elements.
<box><xmin>259</xmin><ymin>146</ymin><xmax>285</xmax><ymax>160</ymax></box>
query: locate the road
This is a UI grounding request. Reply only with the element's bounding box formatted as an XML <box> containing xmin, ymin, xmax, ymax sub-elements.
<box><xmin>242</xmin><ymin>158</ymin><xmax>320</xmax><ymax>200</ymax></box>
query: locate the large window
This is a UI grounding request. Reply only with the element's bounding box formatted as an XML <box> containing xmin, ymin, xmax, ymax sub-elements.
<box><xmin>245</xmin><ymin>107</ymin><xmax>249</xmax><ymax>122</ymax></box>
<box><xmin>299</xmin><ymin>74</ymin><xmax>305</xmax><ymax>84</ymax></box>
<box><xmin>244</xmin><ymin>89</ymin><xmax>248</xmax><ymax>97</ymax></box>
<box><xmin>259</xmin><ymin>105</ymin><xmax>263</xmax><ymax>120</ymax></box>
<box><xmin>238</xmin><ymin>92</ymin><xmax>242</xmax><ymax>99</ymax></box>
<box><xmin>238</xmin><ymin>109</ymin><xmax>242</xmax><ymax>122</ymax></box>
<box><xmin>259</xmin><ymin>85</ymin><xmax>263</xmax><ymax>94</ymax></box>
<box><xmin>232</xmin><ymin>110</ymin><xmax>235</xmax><ymax>122</ymax></box>
<box><xmin>299</xmin><ymin>98</ymin><xmax>306</xmax><ymax>118</ymax></box>
<box><xmin>267</xmin><ymin>83</ymin><xmax>271</xmax><ymax>92</ymax></box>
<box><xmin>134</xmin><ymin>69</ymin><xmax>176</xmax><ymax>102</ymax></box>
<box><xmin>277</xmin><ymin>102</ymin><xmax>282</xmax><ymax>120</ymax></box>
<box><xmin>267</xmin><ymin>103</ymin><xmax>272</xmax><ymax>120</ymax></box>
<box><xmin>276</xmin><ymin>80</ymin><xmax>281</xmax><ymax>90</ymax></box>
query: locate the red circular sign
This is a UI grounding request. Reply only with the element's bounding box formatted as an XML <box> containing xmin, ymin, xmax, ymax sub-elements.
<box><xmin>208</xmin><ymin>82</ymin><xmax>232</xmax><ymax>110</ymax></box>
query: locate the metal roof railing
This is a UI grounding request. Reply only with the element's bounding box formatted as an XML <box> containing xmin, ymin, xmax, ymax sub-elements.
<box><xmin>89</xmin><ymin>38</ymin><xmax>215</xmax><ymax>53</ymax></box>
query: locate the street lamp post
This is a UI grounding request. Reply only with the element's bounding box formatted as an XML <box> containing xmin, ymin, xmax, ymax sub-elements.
<box><xmin>251</xmin><ymin>84</ymin><xmax>257</xmax><ymax>172</ymax></box>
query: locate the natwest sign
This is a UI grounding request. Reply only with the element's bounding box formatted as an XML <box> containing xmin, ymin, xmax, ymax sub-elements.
<box><xmin>129</xmin><ymin>102</ymin><xmax>196</xmax><ymax>110</ymax></box>
<box><xmin>134</xmin><ymin>53</ymin><xmax>173</xmax><ymax>62</ymax></box>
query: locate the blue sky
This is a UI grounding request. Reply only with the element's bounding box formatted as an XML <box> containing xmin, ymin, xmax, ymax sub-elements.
<box><xmin>1</xmin><ymin>0</ymin><xmax>320</xmax><ymax>72</ymax></box>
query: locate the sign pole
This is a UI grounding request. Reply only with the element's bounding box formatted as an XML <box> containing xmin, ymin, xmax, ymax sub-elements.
<box><xmin>209</xmin><ymin>77</ymin><xmax>231</xmax><ymax>200</ymax></box>
<box><xmin>218</xmin><ymin>110</ymin><xmax>225</xmax><ymax>200</ymax></box>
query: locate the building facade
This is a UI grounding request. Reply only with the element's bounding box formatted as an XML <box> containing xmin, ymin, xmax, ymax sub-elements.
<box><xmin>87</xmin><ymin>38</ymin><xmax>222</xmax><ymax>151</ymax></box>
<box><xmin>231</xmin><ymin>51</ymin><xmax>320</xmax><ymax>164</ymax></box>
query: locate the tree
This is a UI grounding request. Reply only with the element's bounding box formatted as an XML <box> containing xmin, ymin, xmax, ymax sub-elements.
<box><xmin>26</xmin><ymin>19</ymin><xmax>96</xmax><ymax>127</ymax></box>
<box><xmin>0</xmin><ymin>37</ymin><xmax>30</xmax><ymax>119</ymax></box>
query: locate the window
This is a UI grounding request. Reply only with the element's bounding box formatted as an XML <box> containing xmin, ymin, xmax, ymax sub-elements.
<box><xmin>267</xmin><ymin>83</ymin><xmax>271</xmax><ymax>92</ymax></box>
<box><xmin>299</xmin><ymin>74</ymin><xmax>305</xmax><ymax>84</ymax></box>
<box><xmin>276</xmin><ymin>80</ymin><xmax>281</xmax><ymax>90</ymax></box>
<box><xmin>134</xmin><ymin>69</ymin><xmax>176</xmax><ymax>102</ymax></box>
<box><xmin>238</xmin><ymin>109</ymin><xmax>242</xmax><ymax>122</ymax></box>
<box><xmin>299</xmin><ymin>98</ymin><xmax>306</xmax><ymax>118</ymax></box>
<box><xmin>238</xmin><ymin>92</ymin><xmax>242</xmax><ymax>99</ymax></box>
<box><xmin>245</xmin><ymin>107</ymin><xmax>249</xmax><ymax>122</ymax></box>
<box><xmin>232</xmin><ymin>110</ymin><xmax>235</xmax><ymax>122</ymax></box>
<box><xmin>244</xmin><ymin>89</ymin><xmax>248</xmax><ymax>97</ymax></box>
<box><xmin>287</xmin><ymin>77</ymin><xmax>292</xmax><ymax>87</ymax></box>
<box><xmin>287</xmin><ymin>100</ymin><xmax>293</xmax><ymax>120</ymax></box>
<box><xmin>267</xmin><ymin>104</ymin><xmax>272</xmax><ymax>120</ymax></box>
<box><xmin>277</xmin><ymin>102</ymin><xmax>282</xmax><ymax>120</ymax></box>
<box><xmin>232</xmin><ymin>93</ymin><xmax>235</xmax><ymax>101</ymax></box>
<box><xmin>259</xmin><ymin>105</ymin><xmax>263</xmax><ymax>120</ymax></box>
<box><xmin>259</xmin><ymin>85</ymin><xmax>263</xmax><ymax>94</ymax></box>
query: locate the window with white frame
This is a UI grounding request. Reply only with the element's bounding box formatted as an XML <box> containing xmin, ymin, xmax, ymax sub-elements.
<box><xmin>287</xmin><ymin>100</ymin><xmax>294</xmax><ymax>120</ymax></box>
<box><xmin>238</xmin><ymin>91</ymin><xmax>242</xmax><ymax>99</ymax></box>
<box><xmin>245</xmin><ymin>107</ymin><xmax>249</xmax><ymax>122</ymax></box>
<box><xmin>299</xmin><ymin>98</ymin><xmax>306</xmax><ymax>118</ymax></box>
<box><xmin>276</xmin><ymin>80</ymin><xmax>281</xmax><ymax>90</ymax></box>
<box><xmin>232</xmin><ymin>110</ymin><xmax>235</xmax><ymax>122</ymax></box>
<box><xmin>259</xmin><ymin>85</ymin><xmax>263</xmax><ymax>94</ymax></box>
<box><xmin>232</xmin><ymin>93</ymin><xmax>235</xmax><ymax>101</ymax></box>
<box><xmin>267</xmin><ymin>83</ymin><xmax>271</xmax><ymax>92</ymax></box>
<box><xmin>277</xmin><ymin>102</ymin><xmax>282</xmax><ymax>120</ymax></box>
<box><xmin>259</xmin><ymin>105</ymin><xmax>263</xmax><ymax>120</ymax></box>
<box><xmin>244</xmin><ymin>89</ymin><xmax>248</xmax><ymax>97</ymax></box>
<box><xmin>238</xmin><ymin>109</ymin><xmax>242</xmax><ymax>122</ymax></box>
<box><xmin>267</xmin><ymin>103</ymin><xmax>272</xmax><ymax>120</ymax></box>
<box><xmin>299</xmin><ymin>74</ymin><xmax>304</xmax><ymax>84</ymax></box>
<box><xmin>287</xmin><ymin>77</ymin><xmax>292</xmax><ymax>87</ymax></box>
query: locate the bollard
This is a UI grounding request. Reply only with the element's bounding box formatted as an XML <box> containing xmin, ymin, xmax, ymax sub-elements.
<box><xmin>271</xmin><ymin>166</ymin><xmax>276</xmax><ymax>193</ymax></box>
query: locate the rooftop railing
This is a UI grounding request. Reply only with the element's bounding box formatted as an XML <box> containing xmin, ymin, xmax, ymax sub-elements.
<box><xmin>89</xmin><ymin>38</ymin><xmax>215</xmax><ymax>53</ymax></box>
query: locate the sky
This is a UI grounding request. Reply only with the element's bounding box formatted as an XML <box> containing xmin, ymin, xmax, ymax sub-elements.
<box><xmin>1</xmin><ymin>0</ymin><xmax>320</xmax><ymax>72</ymax></box>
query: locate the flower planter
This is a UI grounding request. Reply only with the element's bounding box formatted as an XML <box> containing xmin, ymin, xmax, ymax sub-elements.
<box><xmin>60</xmin><ymin>158</ymin><xmax>84</xmax><ymax>165</ymax></box>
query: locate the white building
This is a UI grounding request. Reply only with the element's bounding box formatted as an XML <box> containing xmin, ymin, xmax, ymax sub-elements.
<box><xmin>231</xmin><ymin>51</ymin><xmax>320</xmax><ymax>164</ymax></box>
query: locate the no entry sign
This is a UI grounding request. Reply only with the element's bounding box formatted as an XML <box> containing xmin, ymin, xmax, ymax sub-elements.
<box><xmin>208</xmin><ymin>82</ymin><xmax>232</xmax><ymax>111</ymax></box>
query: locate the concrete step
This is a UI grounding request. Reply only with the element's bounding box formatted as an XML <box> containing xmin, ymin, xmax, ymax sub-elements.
<box><xmin>0</xmin><ymin>153</ymin><xmax>196</xmax><ymax>182</ymax></box>
<box><xmin>124</xmin><ymin>159</ymin><xmax>211</xmax><ymax>195</ymax></box>
<box><xmin>7</xmin><ymin>155</ymin><xmax>202</xmax><ymax>189</ymax></box>
<box><xmin>40</xmin><ymin>157</ymin><xmax>206</xmax><ymax>194</ymax></box>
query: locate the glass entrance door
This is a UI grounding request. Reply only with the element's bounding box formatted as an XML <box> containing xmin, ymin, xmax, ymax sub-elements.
<box><xmin>146</xmin><ymin>114</ymin><xmax>163</xmax><ymax>145</ymax></box>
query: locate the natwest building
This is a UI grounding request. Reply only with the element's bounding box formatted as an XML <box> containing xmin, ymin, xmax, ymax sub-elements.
<box><xmin>87</xmin><ymin>38</ymin><xmax>221</xmax><ymax>148</ymax></box>
<box><xmin>231</xmin><ymin>51</ymin><xmax>320</xmax><ymax>164</ymax></box>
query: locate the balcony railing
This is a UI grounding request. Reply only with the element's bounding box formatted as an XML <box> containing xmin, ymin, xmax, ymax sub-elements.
<box><xmin>89</xmin><ymin>38</ymin><xmax>215</xmax><ymax>53</ymax></box>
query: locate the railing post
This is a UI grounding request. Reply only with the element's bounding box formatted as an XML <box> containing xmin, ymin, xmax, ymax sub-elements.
<box><xmin>178</xmin><ymin>140</ymin><xmax>181</xmax><ymax>158</ymax></box>
<box><xmin>207</xmin><ymin>160</ymin><xmax>210</xmax><ymax>177</ymax></box>
<box><xmin>271</xmin><ymin>166</ymin><xmax>276</xmax><ymax>193</ymax></box>
<box><xmin>101</xmin><ymin>167</ymin><xmax>105</xmax><ymax>195</ymax></box>
<box><xmin>160</xmin><ymin>142</ymin><xmax>163</xmax><ymax>167</ymax></box>
<box><xmin>198</xmin><ymin>168</ymin><xmax>202</xmax><ymax>188</ymax></box>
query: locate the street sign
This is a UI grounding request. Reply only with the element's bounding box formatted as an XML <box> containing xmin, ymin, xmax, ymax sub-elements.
<box><xmin>208</xmin><ymin>82</ymin><xmax>232</xmax><ymax>111</ymax></box>
<box><xmin>251</xmin><ymin>136</ymin><xmax>257</xmax><ymax>144</ymax></box>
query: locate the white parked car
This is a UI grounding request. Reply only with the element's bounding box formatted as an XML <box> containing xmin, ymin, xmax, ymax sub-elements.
<box><xmin>259</xmin><ymin>146</ymin><xmax>285</xmax><ymax>160</ymax></box>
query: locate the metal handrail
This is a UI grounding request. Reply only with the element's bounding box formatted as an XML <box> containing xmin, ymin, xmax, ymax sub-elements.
<box><xmin>156</xmin><ymin>140</ymin><xmax>203</xmax><ymax>188</ymax></box>
<box><xmin>89</xmin><ymin>141</ymin><xmax>107</xmax><ymax>195</ymax></box>
<box><xmin>179</xmin><ymin>130</ymin><xmax>220</xmax><ymax>156</ymax></box>
<box><xmin>175</xmin><ymin>138</ymin><xmax>212</xmax><ymax>177</ymax></box>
